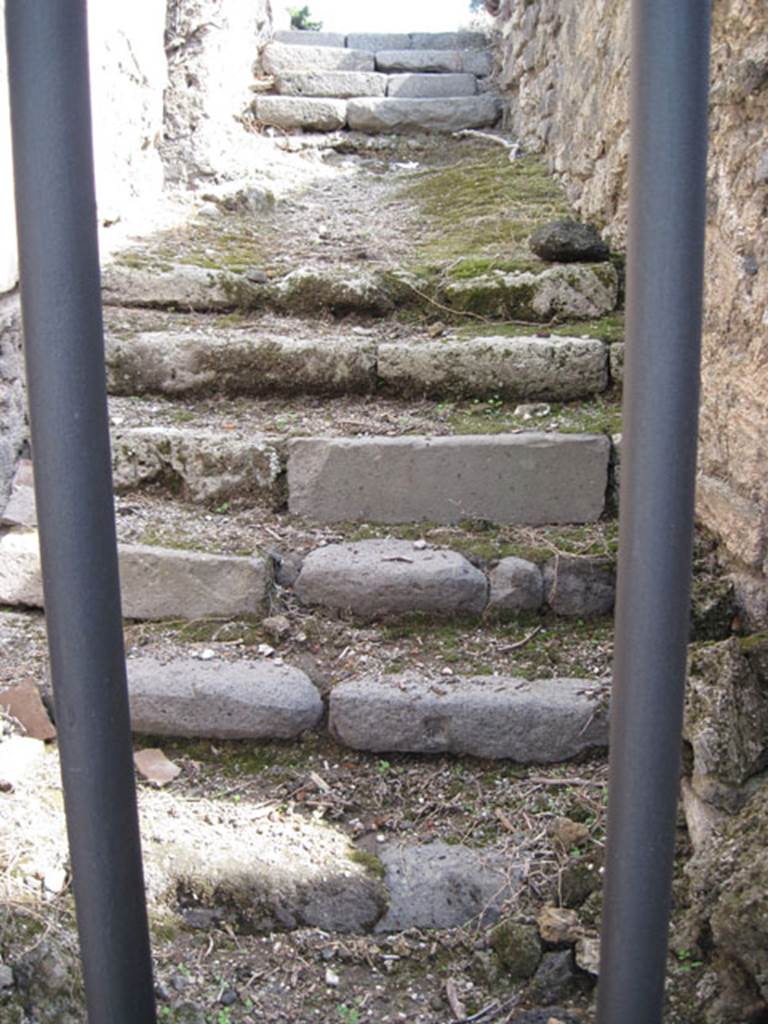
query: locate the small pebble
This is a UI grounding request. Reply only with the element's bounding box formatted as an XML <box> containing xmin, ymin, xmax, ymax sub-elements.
<box><xmin>325</xmin><ymin>968</ymin><xmax>340</xmax><ymax>988</ymax></box>
<box><xmin>413</xmin><ymin>539</ymin><xmax>428</xmax><ymax>550</ymax></box>
<box><xmin>220</xmin><ymin>989</ymin><xmax>238</xmax><ymax>1006</ymax></box>
<box><xmin>257</xmin><ymin>643</ymin><xmax>275</xmax><ymax>658</ymax></box>
<box><xmin>199</xmin><ymin>648</ymin><xmax>215</xmax><ymax>661</ymax></box>
<box><xmin>0</xmin><ymin>963</ymin><xmax>13</xmax><ymax>989</ymax></box>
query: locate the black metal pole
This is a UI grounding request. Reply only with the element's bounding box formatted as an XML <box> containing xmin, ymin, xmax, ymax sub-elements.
<box><xmin>5</xmin><ymin>3</ymin><xmax>157</xmax><ymax>1021</ymax></box>
<box><xmin>596</xmin><ymin>2</ymin><xmax>712</xmax><ymax>1023</ymax></box>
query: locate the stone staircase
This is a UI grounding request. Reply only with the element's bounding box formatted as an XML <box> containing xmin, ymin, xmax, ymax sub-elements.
<box><xmin>253</xmin><ymin>29</ymin><xmax>501</xmax><ymax>133</ymax></box>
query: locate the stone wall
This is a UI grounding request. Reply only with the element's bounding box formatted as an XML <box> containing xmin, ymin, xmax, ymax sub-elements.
<box><xmin>496</xmin><ymin>0</ymin><xmax>768</xmax><ymax>623</ymax></box>
<box><xmin>162</xmin><ymin>0</ymin><xmax>274</xmax><ymax>185</ymax></box>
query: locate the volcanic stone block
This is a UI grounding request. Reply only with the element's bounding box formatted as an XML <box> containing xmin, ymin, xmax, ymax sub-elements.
<box><xmin>262</xmin><ymin>43</ymin><xmax>374</xmax><ymax>74</ymax></box>
<box><xmin>386</xmin><ymin>73</ymin><xmax>477</xmax><ymax>98</ymax></box>
<box><xmin>375</xmin><ymin>841</ymin><xmax>521</xmax><ymax>931</ymax></box>
<box><xmin>275</xmin><ymin>71</ymin><xmax>387</xmax><ymax>98</ymax></box>
<box><xmin>377</xmin><ymin>336</ymin><xmax>608</xmax><ymax>400</ymax></box>
<box><xmin>273</xmin><ymin>30</ymin><xmax>347</xmax><ymax>47</ymax></box>
<box><xmin>252</xmin><ymin>96</ymin><xmax>347</xmax><ymax>131</ymax></box>
<box><xmin>112</xmin><ymin>428</ymin><xmax>284</xmax><ymax>506</ymax></box>
<box><xmin>295</xmin><ymin>539</ymin><xmax>488</xmax><ymax>618</ymax></box>
<box><xmin>287</xmin><ymin>433</ymin><xmax>610</xmax><ymax>525</ymax></box>
<box><xmin>347</xmin><ymin>95</ymin><xmax>500</xmax><ymax>132</ymax></box>
<box><xmin>119</xmin><ymin>545</ymin><xmax>271</xmax><ymax>621</ymax></box>
<box><xmin>488</xmin><ymin>557</ymin><xmax>545</xmax><ymax>614</ymax></box>
<box><xmin>543</xmin><ymin>556</ymin><xmax>616</xmax><ymax>617</ymax></box>
<box><xmin>127</xmin><ymin>657</ymin><xmax>323</xmax><ymax>739</ymax></box>
<box><xmin>529</xmin><ymin>219</ymin><xmax>610</xmax><ymax>262</ymax></box>
<box><xmin>330</xmin><ymin>675</ymin><xmax>609</xmax><ymax>762</ymax></box>
<box><xmin>106</xmin><ymin>332</ymin><xmax>377</xmax><ymax>397</ymax></box>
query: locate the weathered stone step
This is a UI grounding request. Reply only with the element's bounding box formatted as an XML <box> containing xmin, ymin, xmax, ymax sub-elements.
<box><xmin>262</xmin><ymin>43</ymin><xmax>374</xmax><ymax>75</ymax></box>
<box><xmin>288</xmin><ymin>433</ymin><xmax>611</xmax><ymax>525</ymax></box>
<box><xmin>348</xmin><ymin>95</ymin><xmax>499</xmax><ymax>133</ymax></box>
<box><xmin>374</xmin><ymin>50</ymin><xmax>492</xmax><ymax>76</ymax></box>
<box><xmin>387</xmin><ymin>72</ymin><xmax>477</xmax><ymax>98</ymax></box>
<box><xmin>253</xmin><ymin>95</ymin><xmax>347</xmax><ymax>132</ymax></box>
<box><xmin>105</xmin><ymin>328</ymin><xmax>610</xmax><ymax>401</ymax></box>
<box><xmin>272</xmin><ymin>70</ymin><xmax>479</xmax><ymax>100</ymax></box>
<box><xmin>330</xmin><ymin>674</ymin><xmax>609</xmax><ymax>763</ymax></box>
<box><xmin>0</xmin><ymin>527</ymin><xmax>271</xmax><ymax>620</ymax></box>
<box><xmin>101</xmin><ymin>260</ymin><xmax>619</xmax><ymax>324</ymax></box>
<box><xmin>274</xmin><ymin>70</ymin><xmax>388</xmax><ymax>98</ymax></box>
<box><xmin>126</xmin><ymin>654</ymin><xmax>608</xmax><ymax>766</ymax></box>
<box><xmin>270</xmin><ymin>31</ymin><xmax>489</xmax><ymax>52</ymax></box>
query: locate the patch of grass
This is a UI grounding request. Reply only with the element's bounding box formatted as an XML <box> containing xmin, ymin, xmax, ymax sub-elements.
<box><xmin>347</xmin><ymin>848</ymin><xmax>387</xmax><ymax>880</ymax></box>
<box><xmin>444</xmin><ymin>396</ymin><xmax>622</xmax><ymax>438</ymax></box>
<box><xmin>456</xmin><ymin>313</ymin><xmax>625</xmax><ymax>344</ymax></box>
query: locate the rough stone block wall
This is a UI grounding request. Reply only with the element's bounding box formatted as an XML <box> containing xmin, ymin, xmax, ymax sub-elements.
<box><xmin>496</xmin><ymin>0</ymin><xmax>768</xmax><ymax>623</ymax></box>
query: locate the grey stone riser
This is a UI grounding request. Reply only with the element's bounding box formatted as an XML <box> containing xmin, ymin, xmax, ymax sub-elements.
<box><xmin>125</xmin><ymin>654</ymin><xmax>610</xmax><ymax>766</ymax></box>
<box><xmin>252</xmin><ymin>94</ymin><xmax>501</xmax><ymax>134</ymax></box>
<box><xmin>103</xmin><ymin>331</ymin><xmax>613</xmax><ymax>403</ymax></box>
<box><xmin>272</xmin><ymin>71</ymin><xmax>480</xmax><ymax>100</ymax></box>
<box><xmin>263</xmin><ymin>43</ymin><xmax>492</xmax><ymax>77</ymax></box>
<box><xmin>272</xmin><ymin>31</ymin><xmax>490</xmax><ymax>52</ymax></box>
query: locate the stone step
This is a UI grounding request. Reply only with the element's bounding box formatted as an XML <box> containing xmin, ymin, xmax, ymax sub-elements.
<box><xmin>0</xmin><ymin>527</ymin><xmax>271</xmax><ymax>620</ymax></box>
<box><xmin>253</xmin><ymin>95</ymin><xmax>347</xmax><ymax>131</ymax></box>
<box><xmin>288</xmin><ymin>433</ymin><xmax>611</xmax><ymax>525</ymax></box>
<box><xmin>126</xmin><ymin>654</ymin><xmax>608</xmax><ymax>766</ymax></box>
<box><xmin>270</xmin><ymin>30</ymin><xmax>489</xmax><ymax>52</ymax></box>
<box><xmin>102</xmin><ymin>261</ymin><xmax>618</xmax><ymax>323</ymax></box>
<box><xmin>374</xmin><ymin>50</ymin><xmax>492</xmax><ymax>76</ymax></box>
<box><xmin>273</xmin><ymin>30</ymin><xmax>347</xmax><ymax>48</ymax></box>
<box><xmin>348</xmin><ymin>94</ymin><xmax>500</xmax><ymax>133</ymax></box>
<box><xmin>386</xmin><ymin>72</ymin><xmax>478</xmax><ymax>99</ymax></box>
<box><xmin>104</xmin><ymin>328</ymin><xmax>611</xmax><ymax>401</ymax></box>
<box><xmin>262</xmin><ymin>42</ymin><xmax>374</xmax><ymax>75</ymax></box>
<box><xmin>274</xmin><ymin>70</ymin><xmax>388</xmax><ymax>98</ymax></box>
<box><xmin>331</xmin><ymin>674</ymin><xmax>609</xmax><ymax>763</ymax></box>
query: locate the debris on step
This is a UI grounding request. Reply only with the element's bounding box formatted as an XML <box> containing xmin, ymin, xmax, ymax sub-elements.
<box><xmin>0</xmin><ymin>680</ymin><xmax>56</xmax><ymax>741</ymax></box>
<box><xmin>134</xmin><ymin>748</ymin><xmax>182</xmax><ymax>787</ymax></box>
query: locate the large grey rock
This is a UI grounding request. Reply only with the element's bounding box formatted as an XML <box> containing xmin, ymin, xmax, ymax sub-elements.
<box><xmin>288</xmin><ymin>433</ymin><xmax>610</xmax><ymax>526</ymax></box>
<box><xmin>252</xmin><ymin>96</ymin><xmax>347</xmax><ymax>131</ymax></box>
<box><xmin>275</xmin><ymin>71</ymin><xmax>387</xmax><ymax>98</ymax></box>
<box><xmin>127</xmin><ymin>656</ymin><xmax>322</xmax><ymax>739</ymax></box>
<box><xmin>262</xmin><ymin>43</ymin><xmax>374</xmax><ymax>75</ymax></box>
<box><xmin>529</xmin><ymin>220</ymin><xmax>611</xmax><ymax>263</ymax></box>
<box><xmin>386</xmin><ymin>73</ymin><xmax>477</xmax><ymax>99</ymax></box>
<box><xmin>112</xmin><ymin>428</ymin><xmax>284</xmax><ymax>506</ymax></box>
<box><xmin>330</xmin><ymin>674</ymin><xmax>609</xmax><ymax>762</ymax></box>
<box><xmin>295</xmin><ymin>540</ymin><xmax>488</xmax><ymax>618</ymax></box>
<box><xmin>119</xmin><ymin>545</ymin><xmax>271</xmax><ymax>620</ymax></box>
<box><xmin>377</xmin><ymin>336</ymin><xmax>608</xmax><ymax>400</ymax></box>
<box><xmin>543</xmin><ymin>557</ymin><xmax>616</xmax><ymax>617</ymax></box>
<box><xmin>106</xmin><ymin>331</ymin><xmax>377</xmax><ymax>397</ymax></box>
<box><xmin>347</xmin><ymin>95</ymin><xmax>499</xmax><ymax>132</ymax></box>
<box><xmin>375</xmin><ymin>50</ymin><xmax>492</xmax><ymax>75</ymax></box>
<box><xmin>273</xmin><ymin>30</ymin><xmax>347</xmax><ymax>47</ymax></box>
<box><xmin>102</xmin><ymin>263</ymin><xmax>264</xmax><ymax>312</ymax></box>
<box><xmin>375</xmin><ymin>841</ymin><xmax>521</xmax><ymax>931</ymax></box>
<box><xmin>443</xmin><ymin>264</ymin><xmax>619</xmax><ymax>322</ymax></box>
<box><xmin>610</xmin><ymin>342</ymin><xmax>624</xmax><ymax>385</ymax></box>
<box><xmin>488</xmin><ymin>557</ymin><xmax>544</xmax><ymax>614</ymax></box>
<box><xmin>0</xmin><ymin>529</ymin><xmax>271</xmax><ymax>620</ymax></box>
<box><xmin>0</xmin><ymin>299</ymin><xmax>26</xmax><ymax>514</ymax></box>
<box><xmin>271</xmin><ymin>266</ymin><xmax>394</xmax><ymax>316</ymax></box>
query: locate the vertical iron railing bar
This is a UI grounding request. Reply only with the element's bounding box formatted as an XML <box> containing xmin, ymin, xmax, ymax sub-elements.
<box><xmin>596</xmin><ymin>1</ymin><xmax>712</xmax><ymax>1022</ymax></box>
<box><xmin>5</xmin><ymin>2</ymin><xmax>157</xmax><ymax>1020</ymax></box>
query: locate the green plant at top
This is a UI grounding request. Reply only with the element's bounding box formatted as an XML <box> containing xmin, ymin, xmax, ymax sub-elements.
<box><xmin>289</xmin><ymin>5</ymin><xmax>323</xmax><ymax>30</ymax></box>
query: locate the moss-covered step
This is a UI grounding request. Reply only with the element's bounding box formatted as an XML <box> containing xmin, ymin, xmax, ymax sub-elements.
<box><xmin>288</xmin><ymin>432</ymin><xmax>611</xmax><ymax>525</ymax></box>
<box><xmin>347</xmin><ymin>95</ymin><xmax>500</xmax><ymax>133</ymax></box>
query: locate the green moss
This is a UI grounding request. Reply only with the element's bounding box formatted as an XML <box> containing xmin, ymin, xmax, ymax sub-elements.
<box><xmin>348</xmin><ymin>848</ymin><xmax>387</xmax><ymax>880</ymax></box>
<box><xmin>455</xmin><ymin>313</ymin><xmax>625</xmax><ymax>343</ymax></box>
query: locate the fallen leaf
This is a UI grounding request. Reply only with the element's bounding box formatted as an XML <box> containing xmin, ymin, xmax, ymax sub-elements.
<box><xmin>134</xmin><ymin>749</ymin><xmax>181</xmax><ymax>787</ymax></box>
<box><xmin>445</xmin><ymin>978</ymin><xmax>466</xmax><ymax>1021</ymax></box>
<box><xmin>0</xmin><ymin>681</ymin><xmax>56</xmax><ymax>741</ymax></box>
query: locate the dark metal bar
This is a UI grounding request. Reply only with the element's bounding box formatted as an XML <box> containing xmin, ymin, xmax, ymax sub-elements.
<box><xmin>596</xmin><ymin>2</ymin><xmax>712</xmax><ymax>1022</ymax></box>
<box><xmin>5</xmin><ymin>3</ymin><xmax>157</xmax><ymax>1021</ymax></box>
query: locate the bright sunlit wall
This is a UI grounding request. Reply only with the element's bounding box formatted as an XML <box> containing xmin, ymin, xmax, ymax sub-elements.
<box><xmin>287</xmin><ymin>0</ymin><xmax>477</xmax><ymax>33</ymax></box>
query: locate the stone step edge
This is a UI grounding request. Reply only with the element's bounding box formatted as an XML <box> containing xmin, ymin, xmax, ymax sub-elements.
<box><xmin>270</xmin><ymin>71</ymin><xmax>483</xmax><ymax>101</ymax></box>
<box><xmin>272</xmin><ymin>31</ymin><xmax>490</xmax><ymax>52</ymax></box>
<box><xmin>122</xmin><ymin>656</ymin><xmax>610</xmax><ymax>765</ymax></box>
<box><xmin>104</xmin><ymin>331</ymin><xmax>619</xmax><ymax>401</ymax></box>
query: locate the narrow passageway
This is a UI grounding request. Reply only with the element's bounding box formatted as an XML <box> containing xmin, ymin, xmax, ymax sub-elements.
<box><xmin>0</xmin><ymin>9</ymin><xmax>738</xmax><ymax>1024</ymax></box>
